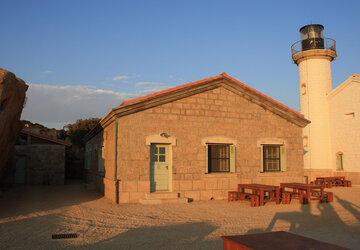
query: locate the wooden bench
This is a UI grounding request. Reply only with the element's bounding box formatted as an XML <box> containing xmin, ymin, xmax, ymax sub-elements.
<box><xmin>228</xmin><ymin>191</ymin><xmax>259</xmax><ymax>207</ymax></box>
<box><xmin>324</xmin><ymin>191</ymin><xmax>333</xmax><ymax>202</ymax></box>
<box><xmin>335</xmin><ymin>180</ymin><xmax>352</xmax><ymax>187</ymax></box>
<box><xmin>313</xmin><ymin>177</ymin><xmax>352</xmax><ymax>188</ymax></box>
<box><xmin>248</xmin><ymin>194</ymin><xmax>260</xmax><ymax>207</ymax></box>
<box><xmin>228</xmin><ymin>191</ymin><xmax>239</xmax><ymax>201</ymax></box>
<box><xmin>344</xmin><ymin>180</ymin><xmax>352</xmax><ymax>187</ymax></box>
<box><xmin>281</xmin><ymin>189</ymin><xmax>311</xmax><ymax>204</ymax></box>
<box><xmin>238</xmin><ymin>192</ymin><xmax>260</xmax><ymax>207</ymax></box>
<box><xmin>281</xmin><ymin>191</ymin><xmax>291</xmax><ymax>204</ymax></box>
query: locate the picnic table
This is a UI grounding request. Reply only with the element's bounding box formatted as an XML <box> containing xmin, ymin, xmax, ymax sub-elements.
<box><xmin>238</xmin><ymin>184</ymin><xmax>280</xmax><ymax>206</ymax></box>
<box><xmin>221</xmin><ymin>231</ymin><xmax>348</xmax><ymax>250</ymax></box>
<box><xmin>280</xmin><ymin>182</ymin><xmax>325</xmax><ymax>204</ymax></box>
<box><xmin>315</xmin><ymin>176</ymin><xmax>351</xmax><ymax>188</ymax></box>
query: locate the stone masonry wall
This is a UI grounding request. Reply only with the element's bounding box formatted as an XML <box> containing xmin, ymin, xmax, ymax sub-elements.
<box><xmin>15</xmin><ymin>144</ymin><xmax>65</xmax><ymax>185</ymax></box>
<box><xmin>85</xmin><ymin>122</ymin><xmax>118</xmax><ymax>201</ymax></box>
<box><xmin>113</xmin><ymin>86</ymin><xmax>304</xmax><ymax>203</ymax></box>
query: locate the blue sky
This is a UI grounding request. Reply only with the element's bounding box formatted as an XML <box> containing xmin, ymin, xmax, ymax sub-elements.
<box><xmin>1</xmin><ymin>0</ymin><xmax>359</xmax><ymax>129</ymax></box>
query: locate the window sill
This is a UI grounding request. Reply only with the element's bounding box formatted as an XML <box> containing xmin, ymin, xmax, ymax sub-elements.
<box><xmin>335</xmin><ymin>169</ymin><xmax>344</xmax><ymax>171</ymax></box>
<box><xmin>258</xmin><ymin>171</ymin><xmax>287</xmax><ymax>177</ymax></box>
<box><xmin>203</xmin><ymin>173</ymin><xmax>237</xmax><ymax>178</ymax></box>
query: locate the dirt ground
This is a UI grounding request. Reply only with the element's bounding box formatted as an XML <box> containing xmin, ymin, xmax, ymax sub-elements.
<box><xmin>0</xmin><ymin>181</ymin><xmax>359</xmax><ymax>250</ymax></box>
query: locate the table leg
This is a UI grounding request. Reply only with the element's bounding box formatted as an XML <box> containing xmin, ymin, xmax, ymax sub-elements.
<box><xmin>320</xmin><ymin>188</ymin><xmax>324</xmax><ymax>202</ymax></box>
<box><xmin>259</xmin><ymin>188</ymin><xmax>264</xmax><ymax>206</ymax></box>
<box><xmin>306</xmin><ymin>188</ymin><xmax>310</xmax><ymax>204</ymax></box>
<box><xmin>275</xmin><ymin>188</ymin><xmax>280</xmax><ymax>204</ymax></box>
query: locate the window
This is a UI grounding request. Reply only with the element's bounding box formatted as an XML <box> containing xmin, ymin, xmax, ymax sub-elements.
<box><xmin>206</xmin><ymin>144</ymin><xmax>235</xmax><ymax>173</ymax></box>
<box><xmin>344</xmin><ymin>112</ymin><xmax>355</xmax><ymax>119</ymax></box>
<box><xmin>98</xmin><ymin>146</ymin><xmax>105</xmax><ymax>172</ymax></box>
<box><xmin>301</xmin><ymin>83</ymin><xmax>307</xmax><ymax>95</ymax></box>
<box><xmin>260</xmin><ymin>145</ymin><xmax>286</xmax><ymax>172</ymax></box>
<box><xmin>336</xmin><ymin>153</ymin><xmax>344</xmax><ymax>170</ymax></box>
<box><xmin>151</xmin><ymin>145</ymin><xmax>167</xmax><ymax>163</ymax></box>
<box><xmin>303</xmin><ymin>136</ymin><xmax>308</xmax><ymax>148</ymax></box>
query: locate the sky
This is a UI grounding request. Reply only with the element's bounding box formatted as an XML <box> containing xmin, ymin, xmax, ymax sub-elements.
<box><xmin>1</xmin><ymin>0</ymin><xmax>359</xmax><ymax>129</ymax></box>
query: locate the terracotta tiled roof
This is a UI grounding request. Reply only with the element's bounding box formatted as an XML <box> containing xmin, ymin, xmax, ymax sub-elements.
<box><xmin>20</xmin><ymin>129</ymin><xmax>72</xmax><ymax>146</ymax></box>
<box><xmin>120</xmin><ymin>72</ymin><xmax>303</xmax><ymax>118</ymax></box>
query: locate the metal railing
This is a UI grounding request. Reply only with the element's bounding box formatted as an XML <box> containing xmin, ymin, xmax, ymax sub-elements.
<box><xmin>291</xmin><ymin>38</ymin><xmax>336</xmax><ymax>57</ymax></box>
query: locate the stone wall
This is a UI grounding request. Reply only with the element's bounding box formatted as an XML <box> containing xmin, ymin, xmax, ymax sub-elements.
<box><xmin>109</xmin><ymin>86</ymin><xmax>304</xmax><ymax>203</ymax></box>
<box><xmin>15</xmin><ymin>144</ymin><xmax>65</xmax><ymax>185</ymax></box>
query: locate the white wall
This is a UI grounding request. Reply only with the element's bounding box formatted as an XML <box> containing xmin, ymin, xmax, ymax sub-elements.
<box><xmin>298</xmin><ymin>58</ymin><xmax>333</xmax><ymax>171</ymax></box>
<box><xmin>328</xmin><ymin>75</ymin><xmax>360</xmax><ymax>173</ymax></box>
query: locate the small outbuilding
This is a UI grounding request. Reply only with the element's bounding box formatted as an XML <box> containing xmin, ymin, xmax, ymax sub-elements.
<box><xmin>13</xmin><ymin>129</ymin><xmax>71</xmax><ymax>185</ymax></box>
<box><xmin>84</xmin><ymin>73</ymin><xmax>310</xmax><ymax>204</ymax></box>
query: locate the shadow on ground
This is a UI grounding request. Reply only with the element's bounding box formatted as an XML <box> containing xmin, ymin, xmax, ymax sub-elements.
<box><xmin>246</xmin><ymin>199</ymin><xmax>360</xmax><ymax>249</ymax></box>
<box><xmin>82</xmin><ymin>222</ymin><xmax>220</xmax><ymax>250</ymax></box>
<box><xmin>0</xmin><ymin>180</ymin><xmax>101</xmax><ymax>220</ymax></box>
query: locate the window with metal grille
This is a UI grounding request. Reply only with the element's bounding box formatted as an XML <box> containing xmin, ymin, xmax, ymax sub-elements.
<box><xmin>263</xmin><ymin>145</ymin><xmax>280</xmax><ymax>172</ymax></box>
<box><xmin>208</xmin><ymin>144</ymin><xmax>230</xmax><ymax>173</ymax></box>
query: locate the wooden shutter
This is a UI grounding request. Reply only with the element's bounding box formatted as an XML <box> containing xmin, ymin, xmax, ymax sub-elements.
<box><xmin>205</xmin><ymin>144</ymin><xmax>209</xmax><ymax>173</ymax></box>
<box><xmin>260</xmin><ymin>145</ymin><xmax>264</xmax><ymax>173</ymax></box>
<box><xmin>280</xmin><ymin>145</ymin><xmax>287</xmax><ymax>172</ymax></box>
<box><xmin>230</xmin><ymin>145</ymin><xmax>236</xmax><ymax>173</ymax></box>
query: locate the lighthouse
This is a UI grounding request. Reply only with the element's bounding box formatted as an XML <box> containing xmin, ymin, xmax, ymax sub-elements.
<box><xmin>291</xmin><ymin>24</ymin><xmax>337</xmax><ymax>178</ymax></box>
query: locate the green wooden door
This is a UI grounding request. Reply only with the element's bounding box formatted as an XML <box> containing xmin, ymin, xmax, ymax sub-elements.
<box><xmin>150</xmin><ymin>144</ymin><xmax>169</xmax><ymax>192</ymax></box>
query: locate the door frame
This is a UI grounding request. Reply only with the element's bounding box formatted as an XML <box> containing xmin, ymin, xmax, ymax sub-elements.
<box><xmin>146</xmin><ymin>134</ymin><xmax>176</xmax><ymax>193</ymax></box>
<box><xmin>150</xmin><ymin>143</ymin><xmax>172</xmax><ymax>192</ymax></box>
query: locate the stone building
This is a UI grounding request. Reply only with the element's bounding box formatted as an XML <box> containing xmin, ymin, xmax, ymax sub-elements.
<box><xmin>84</xmin><ymin>73</ymin><xmax>309</xmax><ymax>204</ymax></box>
<box><xmin>13</xmin><ymin>129</ymin><xmax>71</xmax><ymax>185</ymax></box>
<box><xmin>292</xmin><ymin>24</ymin><xmax>360</xmax><ymax>184</ymax></box>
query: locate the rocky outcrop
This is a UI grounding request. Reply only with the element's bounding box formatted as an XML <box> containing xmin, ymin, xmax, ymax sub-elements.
<box><xmin>0</xmin><ymin>68</ymin><xmax>28</xmax><ymax>177</ymax></box>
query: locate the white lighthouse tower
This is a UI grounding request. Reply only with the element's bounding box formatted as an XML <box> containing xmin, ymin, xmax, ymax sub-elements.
<box><xmin>291</xmin><ymin>24</ymin><xmax>337</xmax><ymax>179</ymax></box>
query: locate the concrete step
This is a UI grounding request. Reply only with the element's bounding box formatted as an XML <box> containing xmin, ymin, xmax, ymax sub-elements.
<box><xmin>144</xmin><ymin>192</ymin><xmax>179</xmax><ymax>199</ymax></box>
<box><xmin>139</xmin><ymin>197</ymin><xmax>189</xmax><ymax>205</ymax></box>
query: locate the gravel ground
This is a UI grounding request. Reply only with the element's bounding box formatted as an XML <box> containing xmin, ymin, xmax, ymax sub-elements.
<box><xmin>0</xmin><ymin>181</ymin><xmax>359</xmax><ymax>249</ymax></box>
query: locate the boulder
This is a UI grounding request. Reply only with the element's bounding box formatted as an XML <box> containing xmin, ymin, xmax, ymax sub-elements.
<box><xmin>0</xmin><ymin>68</ymin><xmax>28</xmax><ymax>177</ymax></box>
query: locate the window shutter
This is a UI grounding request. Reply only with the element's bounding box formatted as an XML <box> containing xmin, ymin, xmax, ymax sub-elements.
<box><xmin>205</xmin><ymin>144</ymin><xmax>209</xmax><ymax>173</ymax></box>
<box><xmin>230</xmin><ymin>145</ymin><xmax>236</xmax><ymax>173</ymax></box>
<box><xmin>337</xmin><ymin>154</ymin><xmax>343</xmax><ymax>169</ymax></box>
<box><xmin>340</xmin><ymin>155</ymin><xmax>343</xmax><ymax>169</ymax></box>
<box><xmin>260</xmin><ymin>145</ymin><xmax>264</xmax><ymax>173</ymax></box>
<box><xmin>280</xmin><ymin>145</ymin><xmax>287</xmax><ymax>172</ymax></box>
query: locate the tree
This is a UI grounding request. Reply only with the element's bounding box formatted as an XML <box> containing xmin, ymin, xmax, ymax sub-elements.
<box><xmin>63</xmin><ymin>118</ymin><xmax>100</xmax><ymax>147</ymax></box>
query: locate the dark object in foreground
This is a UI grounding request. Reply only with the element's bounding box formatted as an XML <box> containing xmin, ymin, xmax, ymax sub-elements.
<box><xmin>52</xmin><ymin>233</ymin><xmax>78</xmax><ymax>239</ymax></box>
<box><xmin>221</xmin><ymin>231</ymin><xmax>348</xmax><ymax>250</ymax></box>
